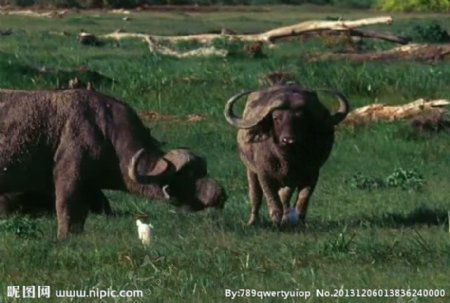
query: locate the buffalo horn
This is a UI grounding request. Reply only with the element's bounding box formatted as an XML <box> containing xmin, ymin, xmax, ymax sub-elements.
<box><xmin>224</xmin><ymin>90</ymin><xmax>284</xmax><ymax>129</ymax></box>
<box><xmin>163</xmin><ymin>149</ymin><xmax>196</xmax><ymax>172</ymax></box>
<box><xmin>317</xmin><ymin>89</ymin><xmax>350</xmax><ymax>125</ymax></box>
<box><xmin>162</xmin><ymin>185</ymin><xmax>171</xmax><ymax>199</ymax></box>
<box><xmin>128</xmin><ymin>149</ymin><xmax>170</xmax><ymax>183</ymax></box>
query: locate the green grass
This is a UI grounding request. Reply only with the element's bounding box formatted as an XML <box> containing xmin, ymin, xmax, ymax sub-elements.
<box><xmin>1</xmin><ymin>6</ymin><xmax>450</xmax><ymax>303</ymax></box>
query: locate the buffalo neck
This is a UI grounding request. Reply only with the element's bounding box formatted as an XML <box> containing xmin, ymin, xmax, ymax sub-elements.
<box><xmin>101</xmin><ymin>98</ymin><xmax>165</xmax><ymax>179</ymax></box>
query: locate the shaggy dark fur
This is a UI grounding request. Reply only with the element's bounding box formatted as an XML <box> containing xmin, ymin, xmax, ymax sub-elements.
<box><xmin>225</xmin><ymin>85</ymin><xmax>349</xmax><ymax>226</ymax></box>
<box><xmin>0</xmin><ymin>89</ymin><xmax>226</xmax><ymax>239</ymax></box>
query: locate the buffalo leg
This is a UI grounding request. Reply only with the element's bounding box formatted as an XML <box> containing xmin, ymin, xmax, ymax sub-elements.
<box><xmin>294</xmin><ymin>173</ymin><xmax>319</xmax><ymax>222</ymax></box>
<box><xmin>279</xmin><ymin>186</ymin><xmax>294</xmax><ymax>224</ymax></box>
<box><xmin>55</xmin><ymin>181</ymin><xmax>89</xmax><ymax>240</ymax></box>
<box><xmin>53</xmin><ymin>144</ymin><xmax>90</xmax><ymax>239</ymax></box>
<box><xmin>87</xmin><ymin>189</ymin><xmax>112</xmax><ymax>216</ymax></box>
<box><xmin>247</xmin><ymin>170</ymin><xmax>262</xmax><ymax>225</ymax></box>
<box><xmin>257</xmin><ymin>175</ymin><xmax>282</xmax><ymax>226</ymax></box>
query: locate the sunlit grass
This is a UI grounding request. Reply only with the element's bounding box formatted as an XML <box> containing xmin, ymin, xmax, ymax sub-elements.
<box><xmin>0</xmin><ymin>7</ymin><xmax>450</xmax><ymax>303</ymax></box>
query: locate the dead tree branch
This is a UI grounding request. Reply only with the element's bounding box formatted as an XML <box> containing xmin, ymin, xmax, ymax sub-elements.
<box><xmin>102</xmin><ymin>16</ymin><xmax>392</xmax><ymax>45</ymax></box>
<box><xmin>98</xmin><ymin>16</ymin><xmax>393</xmax><ymax>57</ymax></box>
<box><xmin>348</xmin><ymin>29</ymin><xmax>410</xmax><ymax>44</ymax></box>
<box><xmin>343</xmin><ymin>99</ymin><xmax>450</xmax><ymax>127</ymax></box>
<box><xmin>145</xmin><ymin>37</ymin><xmax>227</xmax><ymax>58</ymax></box>
<box><xmin>0</xmin><ymin>9</ymin><xmax>68</xmax><ymax>18</ymax></box>
<box><xmin>309</xmin><ymin>43</ymin><xmax>450</xmax><ymax>62</ymax></box>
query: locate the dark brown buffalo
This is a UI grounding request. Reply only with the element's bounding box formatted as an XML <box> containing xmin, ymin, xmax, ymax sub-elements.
<box><xmin>224</xmin><ymin>84</ymin><xmax>349</xmax><ymax>226</ymax></box>
<box><xmin>0</xmin><ymin>191</ymin><xmax>111</xmax><ymax>216</ymax></box>
<box><xmin>0</xmin><ymin>89</ymin><xmax>226</xmax><ymax>239</ymax></box>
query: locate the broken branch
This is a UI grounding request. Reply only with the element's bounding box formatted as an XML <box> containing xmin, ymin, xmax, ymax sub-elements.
<box><xmin>100</xmin><ymin>16</ymin><xmax>393</xmax><ymax>45</ymax></box>
<box><xmin>347</xmin><ymin>29</ymin><xmax>410</xmax><ymax>45</ymax></box>
<box><xmin>343</xmin><ymin>98</ymin><xmax>450</xmax><ymax>126</ymax></box>
<box><xmin>145</xmin><ymin>37</ymin><xmax>227</xmax><ymax>58</ymax></box>
<box><xmin>309</xmin><ymin>43</ymin><xmax>450</xmax><ymax>62</ymax></box>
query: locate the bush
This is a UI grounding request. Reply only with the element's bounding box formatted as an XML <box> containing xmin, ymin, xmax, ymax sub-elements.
<box><xmin>103</xmin><ymin>0</ymin><xmax>139</xmax><ymax>8</ymax></box>
<box><xmin>347</xmin><ymin>168</ymin><xmax>425</xmax><ymax>191</ymax></box>
<box><xmin>36</xmin><ymin>0</ymin><xmax>80</xmax><ymax>7</ymax></box>
<box><xmin>331</xmin><ymin>0</ymin><xmax>375</xmax><ymax>9</ymax></box>
<box><xmin>9</xmin><ymin>0</ymin><xmax>36</xmax><ymax>7</ymax></box>
<box><xmin>410</xmin><ymin>21</ymin><xmax>450</xmax><ymax>43</ymax></box>
<box><xmin>378</xmin><ymin>0</ymin><xmax>450</xmax><ymax>12</ymax></box>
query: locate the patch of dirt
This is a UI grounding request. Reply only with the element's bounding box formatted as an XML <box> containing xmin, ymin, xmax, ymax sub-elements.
<box><xmin>187</xmin><ymin>114</ymin><xmax>205</xmax><ymax>122</ymax></box>
<box><xmin>139</xmin><ymin>111</ymin><xmax>205</xmax><ymax>123</ymax></box>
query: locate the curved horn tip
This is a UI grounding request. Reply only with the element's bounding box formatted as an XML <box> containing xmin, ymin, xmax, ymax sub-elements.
<box><xmin>162</xmin><ymin>185</ymin><xmax>171</xmax><ymax>200</ymax></box>
<box><xmin>332</xmin><ymin>91</ymin><xmax>350</xmax><ymax>125</ymax></box>
<box><xmin>129</xmin><ymin>148</ymin><xmax>145</xmax><ymax>183</ymax></box>
<box><xmin>316</xmin><ymin>89</ymin><xmax>350</xmax><ymax>125</ymax></box>
<box><xmin>224</xmin><ymin>90</ymin><xmax>260</xmax><ymax>129</ymax></box>
<box><xmin>129</xmin><ymin>149</ymin><xmax>169</xmax><ymax>183</ymax></box>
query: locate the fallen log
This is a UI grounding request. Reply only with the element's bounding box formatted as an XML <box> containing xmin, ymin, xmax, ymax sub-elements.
<box><xmin>309</xmin><ymin>43</ymin><xmax>450</xmax><ymax>62</ymax></box>
<box><xmin>98</xmin><ymin>16</ymin><xmax>393</xmax><ymax>57</ymax></box>
<box><xmin>343</xmin><ymin>98</ymin><xmax>450</xmax><ymax>127</ymax></box>
<box><xmin>346</xmin><ymin>28</ymin><xmax>410</xmax><ymax>45</ymax></box>
<box><xmin>102</xmin><ymin>16</ymin><xmax>393</xmax><ymax>45</ymax></box>
<box><xmin>0</xmin><ymin>9</ymin><xmax>68</xmax><ymax>18</ymax></box>
<box><xmin>145</xmin><ymin>37</ymin><xmax>227</xmax><ymax>58</ymax></box>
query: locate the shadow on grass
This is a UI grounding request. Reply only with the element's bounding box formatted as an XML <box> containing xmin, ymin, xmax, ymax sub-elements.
<box><xmin>0</xmin><ymin>54</ymin><xmax>114</xmax><ymax>89</ymax></box>
<box><xmin>228</xmin><ymin>205</ymin><xmax>449</xmax><ymax>234</ymax></box>
<box><xmin>312</xmin><ymin>205</ymin><xmax>449</xmax><ymax>232</ymax></box>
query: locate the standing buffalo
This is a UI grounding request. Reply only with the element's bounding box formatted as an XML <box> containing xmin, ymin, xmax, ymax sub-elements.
<box><xmin>224</xmin><ymin>84</ymin><xmax>349</xmax><ymax>226</ymax></box>
<box><xmin>0</xmin><ymin>89</ymin><xmax>226</xmax><ymax>240</ymax></box>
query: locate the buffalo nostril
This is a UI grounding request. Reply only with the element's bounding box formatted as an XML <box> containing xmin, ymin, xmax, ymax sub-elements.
<box><xmin>281</xmin><ymin>137</ymin><xmax>295</xmax><ymax>144</ymax></box>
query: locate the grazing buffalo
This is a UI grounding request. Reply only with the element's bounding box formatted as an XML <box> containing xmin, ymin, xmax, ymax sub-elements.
<box><xmin>0</xmin><ymin>89</ymin><xmax>226</xmax><ymax>239</ymax></box>
<box><xmin>224</xmin><ymin>84</ymin><xmax>349</xmax><ymax>226</ymax></box>
<box><xmin>0</xmin><ymin>191</ymin><xmax>111</xmax><ymax>216</ymax></box>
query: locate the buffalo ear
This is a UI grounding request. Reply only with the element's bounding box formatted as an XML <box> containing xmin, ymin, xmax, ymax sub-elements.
<box><xmin>239</xmin><ymin>115</ymin><xmax>272</xmax><ymax>143</ymax></box>
<box><xmin>307</xmin><ymin>92</ymin><xmax>335</xmax><ymax>130</ymax></box>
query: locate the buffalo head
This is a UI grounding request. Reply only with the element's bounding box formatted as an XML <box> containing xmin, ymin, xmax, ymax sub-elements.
<box><xmin>129</xmin><ymin>149</ymin><xmax>226</xmax><ymax>211</ymax></box>
<box><xmin>224</xmin><ymin>85</ymin><xmax>350</xmax><ymax>145</ymax></box>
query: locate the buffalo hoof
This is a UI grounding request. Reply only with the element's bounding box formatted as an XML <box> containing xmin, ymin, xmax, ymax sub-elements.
<box><xmin>270</xmin><ymin>209</ymin><xmax>282</xmax><ymax>226</ymax></box>
<box><xmin>247</xmin><ymin>213</ymin><xmax>258</xmax><ymax>226</ymax></box>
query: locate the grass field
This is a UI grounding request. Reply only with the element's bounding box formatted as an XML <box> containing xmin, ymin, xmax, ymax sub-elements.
<box><xmin>0</xmin><ymin>6</ymin><xmax>450</xmax><ymax>303</ymax></box>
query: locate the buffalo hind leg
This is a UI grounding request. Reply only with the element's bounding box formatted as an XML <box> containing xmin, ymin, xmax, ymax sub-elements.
<box><xmin>257</xmin><ymin>175</ymin><xmax>283</xmax><ymax>226</ymax></box>
<box><xmin>87</xmin><ymin>189</ymin><xmax>112</xmax><ymax>216</ymax></box>
<box><xmin>247</xmin><ymin>170</ymin><xmax>262</xmax><ymax>225</ymax></box>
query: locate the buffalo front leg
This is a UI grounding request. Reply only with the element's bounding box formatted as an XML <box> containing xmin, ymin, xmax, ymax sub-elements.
<box><xmin>53</xmin><ymin>149</ymin><xmax>90</xmax><ymax>240</ymax></box>
<box><xmin>257</xmin><ymin>175</ymin><xmax>283</xmax><ymax>226</ymax></box>
<box><xmin>279</xmin><ymin>186</ymin><xmax>294</xmax><ymax>225</ymax></box>
<box><xmin>247</xmin><ymin>170</ymin><xmax>262</xmax><ymax>225</ymax></box>
<box><xmin>55</xmin><ymin>182</ymin><xmax>89</xmax><ymax>240</ymax></box>
<box><xmin>295</xmin><ymin>173</ymin><xmax>319</xmax><ymax>223</ymax></box>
